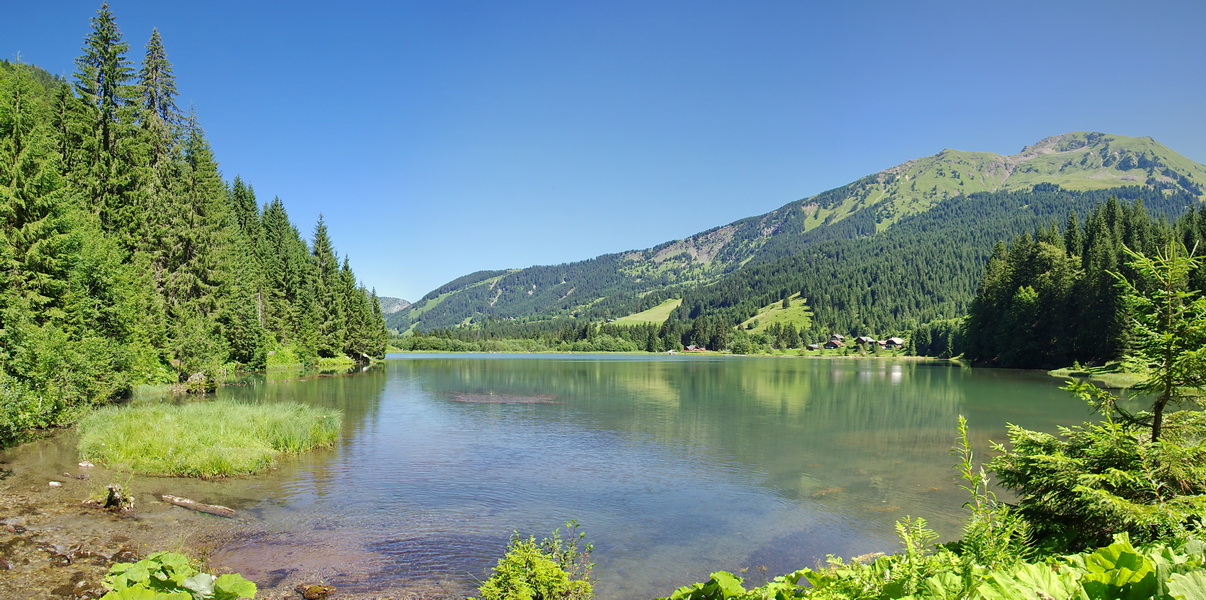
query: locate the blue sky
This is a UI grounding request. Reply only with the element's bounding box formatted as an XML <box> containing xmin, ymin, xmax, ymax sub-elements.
<box><xmin>7</xmin><ymin>1</ymin><xmax>1206</xmax><ymax>301</ymax></box>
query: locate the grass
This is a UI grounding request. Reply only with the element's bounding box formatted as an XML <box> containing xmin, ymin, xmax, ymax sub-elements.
<box><xmin>613</xmin><ymin>298</ymin><xmax>682</xmax><ymax>325</ymax></box>
<box><xmin>78</xmin><ymin>400</ymin><xmax>342</xmax><ymax>477</ymax></box>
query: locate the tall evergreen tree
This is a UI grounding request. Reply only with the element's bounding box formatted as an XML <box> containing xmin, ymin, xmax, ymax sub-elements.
<box><xmin>228</xmin><ymin>176</ymin><xmax>260</xmax><ymax>243</ymax></box>
<box><xmin>72</xmin><ymin>2</ymin><xmax>145</xmax><ymax>241</ymax></box>
<box><xmin>136</xmin><ymin>29</ymin><xmax>180</xmax><ymax>130</ymax></box>
<box><xmin>311</xmin><ymin>215</ymin><xmax>344</xmax><ymax>357</ymax></box>
<box><xmin>135</xmin><ymin>28</ymin><xmax>181</xmax><ymax>237</ymax></box>
<box><xmin>73</xmin><ymin>1</ymin><xmax>133</xmax><ymax>155</ymax></box>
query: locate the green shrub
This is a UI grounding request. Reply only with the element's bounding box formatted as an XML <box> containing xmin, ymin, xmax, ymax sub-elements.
<box><xmin>473</xmin><ymin>522</ymin><xmax>593</xmax><ymax>600</ymax></box>
<box><xmin>78</xmin><ymin>400</ymin><xmax>342</xmax><ymax>477</ymax></box>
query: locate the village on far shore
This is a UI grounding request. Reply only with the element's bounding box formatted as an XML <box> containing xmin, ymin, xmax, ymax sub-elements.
<box><xmin>669</xmin><ymin>333</ymin><xmax>906</xmax><ymax>354</ymax></box>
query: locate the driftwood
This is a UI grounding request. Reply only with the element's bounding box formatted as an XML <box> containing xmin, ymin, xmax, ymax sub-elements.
<box><xmin>105</xmin><ymin>484</ymin><xmax>134</xmax><ymax>510</ymax></box>
<box><xmin>160</xmin><ymin>494</ymin><xmax>236</xmax><ymax>518</ymax></box>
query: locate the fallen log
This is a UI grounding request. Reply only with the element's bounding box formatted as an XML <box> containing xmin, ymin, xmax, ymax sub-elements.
<box><xmin>160</xmin><ymin>494</ymin><xmax>236</xmax><ymax>518</ymax></box>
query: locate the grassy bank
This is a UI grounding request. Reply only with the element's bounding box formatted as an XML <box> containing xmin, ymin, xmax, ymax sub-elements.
<box><xmin>78</xmin><ymin>400</ymin><xmax>342</xmax><ymax>477</ymax></box>
<box><xmin>1048</xmin><ymin>361</ymin><xmax>1145</xmax><ymax>389</ymax></box>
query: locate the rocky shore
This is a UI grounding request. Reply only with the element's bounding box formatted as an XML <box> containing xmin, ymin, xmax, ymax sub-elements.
<box><xmin>0</xmin><ymin>432</ymin><xmax>465</xmax><ymax>600</ymax></box>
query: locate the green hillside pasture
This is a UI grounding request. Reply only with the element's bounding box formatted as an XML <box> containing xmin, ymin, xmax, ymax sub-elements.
<box><xmin>739</xmin><ymin>294</ymin><xmax>813</xmax><ymax>333</ymax></box>
<box><xmin>79</xmin><ymin>400</ymin><xmax>342</xmax><ymax>477</ymax></box>
<box><xmin>613</xmin><ymin>298</ymin><xmax>683</xmax><ymax>325</ymax></box>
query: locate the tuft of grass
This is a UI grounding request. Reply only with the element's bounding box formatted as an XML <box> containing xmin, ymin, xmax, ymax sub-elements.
<box><xmin>78</xmin><ymin>400</ymin><xmax>342</xmax><ymax>477</ymax></box>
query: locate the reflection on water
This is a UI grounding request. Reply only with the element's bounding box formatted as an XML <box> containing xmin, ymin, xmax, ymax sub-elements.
<box><xmin>3</xmin><ymin>355</ymin><xmax>1097</xmax><ymax>599</ymax></box>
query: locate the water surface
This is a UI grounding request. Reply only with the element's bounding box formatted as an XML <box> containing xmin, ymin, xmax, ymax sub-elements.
<box><xmin>201</xmin><ymin>354</ymin><xmax>1092</xmax><ymax>598</ymax></box>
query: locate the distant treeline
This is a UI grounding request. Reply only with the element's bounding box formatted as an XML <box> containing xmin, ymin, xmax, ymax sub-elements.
<box><xmin>403</xmin><ymin>314</ymin><xmax>902</xmax><ymax>355</ymax></box>
<box><xmin>404</xmin><ymin>317</ymin><xmax>731</xmax><ymax>353</ymax></box>
<box><xmin>0</xmin><ymin>6</ymin><xmax>386</xmax><ymax>442</ymax></box>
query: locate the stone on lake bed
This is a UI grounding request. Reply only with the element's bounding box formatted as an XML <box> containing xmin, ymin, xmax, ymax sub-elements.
<box><xmin>296</xmin><ymin>583</ymin><xmax>336</xmax><ymax>599</ymax></box>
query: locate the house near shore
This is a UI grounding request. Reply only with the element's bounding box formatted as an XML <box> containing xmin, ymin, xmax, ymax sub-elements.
<box><xmin>806</xmin><ymin>343</ymin><xmax>821</xmax><ymax>351</ymax></box>
<box><xmin>824</xmin><ymin>340</ymin><xmax>844</xmax><ymax>350</ymax></box>
<box><xmin>885</xmin><ymin>337</ymin><xmax>905</xmax><ymax>348</ymax></box>
<box><xmin>685</xmin><ymin>345</ymin><xmax>706</xmax><ymax>352</ymax></box>
<box><xmin>855</xmin><ymin>336</ymin><xmax>877</xmax><ymax>345</ymax></box>
<box><xmin>829</xmin><ymin>333</ymin><xmax>845</xmax><ymax>342</ymax></box>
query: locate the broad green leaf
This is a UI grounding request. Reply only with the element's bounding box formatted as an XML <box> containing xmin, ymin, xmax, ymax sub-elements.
<box><xmin>663</xmin><ymin>582</ymin><xmax>707</xmax><ymax>600</ymax></box>
<box><xmin>709</xmin><ymin>571</ymin><xmax>747</xmax><ymax>598</ymax></box>
<box><xmin>107</xmin><ymin>562</ymin><xmax>137</xmax><ymax>577</ymax></box>
<box><xmin>100</xmin><ymin>588</ymin><xmax>190</xmax><ymax>600</ymax></box>
<box><xmin>123</xmin><ymin>563</ymin><xmax>151</xmax><ymax>585</ymax></box>
<box><xmin>975</xmin><ymin>562</ymin><xmax>1087</xmax><ymax>600</ymax></box>
<box><xmin>1168</xmin><ymin>571</ymin><xmax>1206</xmax><ymax>600</ymax></box>
<box><xmin>922</xmin><ymin>571</ymin><xmax>965</xmax><ymax>598</ymax></box>
<box><xmin>214</xmin><ymin>573</ymin><xmax>258</xmax><ymax>599</ymax></box>
<box><xmin>1083</xmin><ymin>535</ymin><xmax>1150</xmax><ymax>579</ymax></box>
<box><xmin>182</xmin><ymin>573</ymin><xmax>215</xmax><ymax>597</ymax></box>
<box><xmin>99</xmin><ymin>588</ymin><xmax>161</xmax><ymax>600</ymax></box>
<box><xmin>1080</xmin><ymin>535</ymin><xmax>1158</xmax><ymax>599</ymax></box>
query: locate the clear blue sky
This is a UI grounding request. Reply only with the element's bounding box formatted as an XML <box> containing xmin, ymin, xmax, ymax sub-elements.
<box><xmin>7</xmin><ymin>1</ymin><xmax>1206</xmax><ymax>301</ymax></box>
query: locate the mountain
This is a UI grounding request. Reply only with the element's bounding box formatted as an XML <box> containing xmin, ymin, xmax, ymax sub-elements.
<box><xmin>378</xmin><ymin>296</ymin><xmax>411</xmax><ymax>314</ymax></box>
<box><xmin>391</xmin><ymin>132</ymin><xmax>1206</xmax><ymax>334</ymax></box>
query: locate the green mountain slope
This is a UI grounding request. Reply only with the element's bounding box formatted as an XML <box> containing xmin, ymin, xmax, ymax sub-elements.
<box><xmin>391</xmin><ymin>132</ymin><xmax>1206</xmax><ymax>333</ymax></box>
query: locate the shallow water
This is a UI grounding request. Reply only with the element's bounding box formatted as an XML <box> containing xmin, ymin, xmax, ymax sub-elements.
<box><xmin>2</xmin><ymin>355</ymin><xmax>1098</xmax><ymax>598</ymax></box>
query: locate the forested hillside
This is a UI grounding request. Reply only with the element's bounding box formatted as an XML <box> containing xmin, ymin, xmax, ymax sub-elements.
<box><xmin>393</xmin><ymin>132</ymin><xmax>1206</xmax><ymax>337</ymax></box>
<box><xmin>963</xmin><ymin>199</ymin><xmax>1206</xmax><ymax>368</ymax></box>
<box><xmin>674</xmin><ymin>186</ymin><xmax>1198</xmax><ymax>335</ymax></box>
<box><xmin>0</xmin><ymin>5</ymin><xmax>386</xmax><ymax>443</ymax></box>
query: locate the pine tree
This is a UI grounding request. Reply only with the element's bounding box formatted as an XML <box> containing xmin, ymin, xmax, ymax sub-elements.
<box><xmin>73</xmin><ymin>2</ymin><xmax>133</xmax><ymax>156</ymax></box>
<box><xmin>162</xmin><ymin>114</ymin><xmax>232</xmax><ymax>380</ymax></box>
<box><xmin>228</xmin><ymin>176</ymin><xmax>260</xmax><ymax>243</ymax></box>
<box><xmin>72</xmin><ymin>2</ymin><xmax>144</xmax><ymax>241</ymax></box>
<box><xmin>136</xmin><ymin>28</ymin><xmax>182</xmax><ymax>240</ymax></box>
<box><xmin>136</xmin><ymin>29</ymin><xmax>180</xmax><ymax>131</ymax></box>
<box><xmin>310</xmin><ymin>215</ymin><xmax>344</xmax><ymax>357</ymax></box>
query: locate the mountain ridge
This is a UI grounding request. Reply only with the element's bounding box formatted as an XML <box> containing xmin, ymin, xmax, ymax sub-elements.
<box><xmin>391</xmin><ymin>132</ymin><xmax>1206</xmax><ymax>333</ymax></box>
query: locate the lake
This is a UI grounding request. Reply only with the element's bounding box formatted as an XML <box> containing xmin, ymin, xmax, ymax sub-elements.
<box><xmin>0</xmin><ymin>353</ymin><xmax>1099</xmax><ymax>598</ymax></box>
<box><xmin>203</xmin><ymin>353</ymin><xmax>1093</xmax><ymax>598</ymax></box>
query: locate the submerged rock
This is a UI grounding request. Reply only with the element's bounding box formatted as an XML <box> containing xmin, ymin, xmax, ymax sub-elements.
<box><xmin>296</xmin><ymin>583</ymin><xmax>337</xmax><ymax>599</ymax></box>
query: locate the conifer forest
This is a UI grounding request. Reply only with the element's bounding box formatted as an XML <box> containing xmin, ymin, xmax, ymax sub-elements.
<box><xmin>0</xmin><ymin>5</ymin><xmax>387</xmax><ymax>443</ymax></box>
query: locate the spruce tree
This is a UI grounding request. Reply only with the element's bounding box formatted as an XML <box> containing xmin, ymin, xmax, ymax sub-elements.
<box><xmin>228</xmin><ymin>176</ymin><xmax>261</xmax><ymax>243</ymax></box>
<box><xmin>72</xmin><ymin>2</ymin><xmax>144</xmax><ymax>241</ymax></box>
<box><xmin>310</xmin><ymin>215</ymin><xmax>344</xmax><ymax>357</ymax></box>
<box><xmin>73</xmin><ymin>1</ymin><xmax>133</xmax><ymax>155</ymax></box>
<box><xmin>136</xmin><ymin>28</ymin><xmax>182</xmax><ymax>240</ymax></box>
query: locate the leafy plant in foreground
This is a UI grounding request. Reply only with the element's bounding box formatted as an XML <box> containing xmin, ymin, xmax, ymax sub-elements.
<box><xmin>100</xmin><ymin>551</ymin><xmax>256</xmax><ymax>599</ymax></box>
<box><xmin>951</xmin><ymin>416</ymin><xmax>1031</xmax><ymax>574</ymax></box>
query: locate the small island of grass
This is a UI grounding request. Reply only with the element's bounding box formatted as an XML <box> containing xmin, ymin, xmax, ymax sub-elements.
<box><xmin>78</xmin><ymin>400</ymin><xmax>342</xmax><ymax>477</ymax></box>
